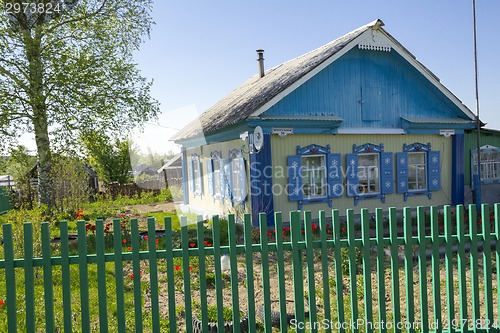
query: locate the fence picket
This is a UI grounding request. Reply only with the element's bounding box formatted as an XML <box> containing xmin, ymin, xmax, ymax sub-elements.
<box><xmin>290</xmin><ymin>210</ymin><xmax>305</xmax><ymax>333</ymax></box>
<box><xmin>196</xmin><ymin>215</ymin><xmax>209</xmax><ymax>332</ymax></box>
<box><xmin>481</xmin><ymin>204</ymin><xmax>494</xmax><ymax>331</ymax></box>
<box><xmin>77</xmin><ymin>220</ymin><xmax>91</xmax><ymax>333</ymax></box>
<box><xmin>41</xmin><ymin>222</ymin><xmax>54</xmax><ymax>333</ymax></box>
<box><xmin>23</xmin><ymin>223</ymin><xmax>35</xmax><ymax>332</ymax></box>
<box><xmin>495</xmin><ymin>203</ymin><xmax>500</xmax><ymax>331</ymax></box>
<box><xmin>469</xmin><ymin>204</ymin><xmax>480</xmax><ymax>332</ymax></box>
<box><xmin>131</xmin><ymin>218</ymin><xmax>143</xmax><ymax>332</ymax></box>
<box><xmin>417</xmin><ymin>206</ymin><xmax>429</xmax><ymax>333</ymax></box>
<box><xmin>445</xmin><ymin>205</ymin><xmax>455</xmax><ymax>333</ymax></box>
<box><xmin>243</xmin><ymin>213</ymin><xmax>257</xmax><ymax>333</ymax></box>
<box><xmin>147</xmin><ymin>217</ymin><xmax>160</xmax><ymax>332</ymax></box>
<box><xmin>211</xmin><ymin>215</ymin><xmax>224</xmax><ymax>331</ymax></box>
<box><xmin>375</xmin><ymin>208</ymin><xmax>387</xmax><ymax>333</ymax></box>
<box><xmin>274</xmin><ymin>211</ymin><xmax>289</xmax><ymax>332</ymax></box>
<box><xmin>304</xmin><ymin>210</ymin><xmax>318</xmax><ymax>333</ymax></box>
<box><xmin>403</xmin><ymin>207</ymin><xmax>415</xmax><ymax>333</ymax></box>
<box><xmin>457</xmin><ymin>205</ymin><xmax>468</xmax><ymax>331</ymax></box>
<box><xmin>430</xmin><ymin>206</ymin><xmax>442</xmax><ymax>333</ymax></box>
<box><xmin>113</xmin><ymin>218</ymin><xmax>126</xmax><ymax>333</ymax></box>
<box><xmin>332</xmin><ymin>209</ymin><xmax>345</xmax><ymax>333</ymax></box>
<box><xmin>95</xmin><ymin>219</ymin><xmax>108</xmax><ymax>332</ymax></box>
<box><xmin>319</xmin><ymin>210</ymin><xmax>332</xmax><ymax>333</ymax></box>
<box><xmin>388</xmin><ymin>207</ymin><xmax>401</xmax><ymax>333</ymax></box>
<box><xmin>164</xmin><ymin>216</ymin><xmax>177</xmax><ymax>332</ymax></box>
<box><xmin>59</xmin><ymin>221</ymin><xmax>72</xmax><ymax>333</ymax></box>
<box><xmin>180</xmin><ymin>216</ymin><xmax>193</xmax><ymax>332</ymax></box>
<box><xmin>3</xmin><ymin>223</ymin><xmax>17</xmax><ymax>333</ymax></box>
<box><xmin>228</xmin><ymin>214</ymin><xmax>241</xmax><ymax>333</ymax></box>
<box><xmin>259</xmin><ymin>212</ymin><xmax>272</xmax><ymax>333</ymax></box>
<box><xmin>360</xmin><ymin>208</ymin><xmax>373</xmax><ymax>333</ymax></box>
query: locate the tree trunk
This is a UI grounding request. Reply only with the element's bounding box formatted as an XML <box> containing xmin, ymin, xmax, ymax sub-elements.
<box><xmin>24</xmin><ymin>26</ymin><xmax>54</xmax><ymax>209</ymax></box>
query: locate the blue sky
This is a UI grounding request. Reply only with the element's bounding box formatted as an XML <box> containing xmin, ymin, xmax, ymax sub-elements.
<box><xmin>134</xmin><ymin>0</ymin><xmax>499</xmax><ymax>154</ymax></box>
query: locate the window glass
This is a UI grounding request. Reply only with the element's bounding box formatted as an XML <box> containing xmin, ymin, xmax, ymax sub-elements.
<box><xmin>213</xmin><ymin>158</ymin><xmax>221</xmax><ymax>197</ymax></box>
<box><xmin>301</xmin><ymin>155</ymin><xmax>327</xmax><ymax>198</ymax></box>
<box><xmin>408</xmin><ymin>152</ymin><xmax>427</xmax><ymax>191</ymax></box>
<box><xmin>193</xmin><ymin>158</ymin><xmax>202</xmax><ymax>195</ymax></box>
<box><xmin>358</xmin><ymin>153</ymin><xmax>379</xmax><ymax>194</ymax></box>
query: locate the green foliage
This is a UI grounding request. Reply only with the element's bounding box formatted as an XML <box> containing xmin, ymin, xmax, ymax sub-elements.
<box><xmin>0</xmin><ymin>0</ymin><xmax>160</xmax><ymax>207</ymax></box>
<box><xmin>83</xmin><ymin>132</ymin><xmax>134</xmax><ymax>184</ymax></box>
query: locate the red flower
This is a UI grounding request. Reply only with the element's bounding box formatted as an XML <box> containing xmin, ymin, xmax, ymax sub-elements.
<box><xmin>175</xmin><ymin>265</ymin><xmax>180</xmax><ymax>271</ymax></box>
<box><xmin>207</xmin><ymin>243</ymin><xmax>212</xmax><ymax>247</ymax></box>
<box><xmin>312</xmin><ymin>224</ymin><xmax>317</xmax><ymax>231</ymax></box>
<box><xmin>189</xmin><ymin>243</ymin><xmax>195</xmax><ymax>248</ymax></box>
<box><xmin>144</xmin><ymin>235</ymin><xmax>148</xmax><ymax>240</ymax></box>
<box><xmin>341</xmin><ymin>227</ymin><xmax>347</xmax><ymax>232</ymax></box>
<box><xmin>203</xmin><ymin>240</ymin><xmax>208</xmax><ymax>245</ymax></box>
<box><xmin>0</xmin><ymin>300</ymin><xmax>4</xmax><ymax>306</ymax></box>
<box><xmin>189</xmin><ymin>266</ymin><xmax>193</xmax><ymax>271</ymax></box>
<box><xmin>491</xmin><ymin>215</ymin><xmax>495</xmax><ymax>221</ymax></box>
<box><xmin>327</xmin><ymin>229</ymin><xmax>332</xmax><ymax>234</ymax></box>
<box><xmin>127</xmin><ymin>247</ymin><xmax>131</xmax><ymax>251</ymax></box>
<box><xmin>130</xmin><ymin>274</ymin><xmax>134</xmax><ymax>279</ymax></box>
<box><xmin>122</xmin><ymin>239</ymin><xmax>126</xmax><ymax>243</ymax></box>
<box><xmin>156</xmin><ymin>239</ymin><xmax>159</xmax><ymax>243</ymax></box>
<box><xmin>267</xmin><ymin>231</ymin><xmax>272</xmax><ymax>237</ymax></box>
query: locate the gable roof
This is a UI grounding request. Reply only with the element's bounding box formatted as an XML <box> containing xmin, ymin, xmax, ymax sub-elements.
<box><xmin>172</xmin><ymin>19</ymin><xmax>476</xmax><ymax>142</ymax></box>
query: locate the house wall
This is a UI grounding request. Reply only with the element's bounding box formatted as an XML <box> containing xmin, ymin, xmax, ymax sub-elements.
<box><xmin>271</xmin><ymin>133</ymin><xmax>453</xmax><ymax>220</ymax></box>
<box><xmin>184</xmin><ymin>139</ymin><xmax>251</xmax><ymax>219</ymax></box>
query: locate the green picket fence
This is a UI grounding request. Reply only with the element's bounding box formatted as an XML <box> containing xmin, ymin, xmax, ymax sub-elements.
<box><xmin>0</xmin><ymin>204</ymin><xmax>499</xmax><ymax>332</ymax></box>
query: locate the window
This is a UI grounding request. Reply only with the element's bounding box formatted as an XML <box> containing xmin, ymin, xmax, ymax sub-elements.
<box><xmin>397</xmin><ymin>142</ymin><xmax>440</xmax><ymax>201</ymax></box>
<box><xmin>302</xmin><ymin>155</ymin><xmax>327</xmax><ymax>199</ymax></box>
<box><xmin>407</xmin><ymin>152</ymin><xmax>427</xmax><ymax>191</ymax></box>
<box><xmin>189</xmin><ymin>153</ymin><xmax>202</xmax><ymax>197</ymax></box>
<box><xmin>227</xmin><ymin>149</ymin><xmax>247</xmax><ymax>205</ymax></box>
<box><xmin>287</xmin><ymin>144</ymin><xmax>342</xmax><ymax>209</ymax></box>
<box><xmin>357</xmin><ymin>153</ymin><xmax>380</xmax><ymax>194</ymax></box>
<box><xmin>346</xmin><ymin>143</ymin><xmax>393</xmax><ymax>205</ymax></box>
<box><xmin>207</xmin><ymin>151</ymin><xmax>223</xmax><ymax>199</ymax></box>
<box><xmin>471</xmin><ymin>146</ymin><xmax>500</xmax><ymax>184</ymax></box>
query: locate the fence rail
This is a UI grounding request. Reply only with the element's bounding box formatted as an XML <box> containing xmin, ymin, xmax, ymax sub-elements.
<box><xmin>0</xmin><ymin>204</ymin><xmax>499</xmax><ymax>332</ymax></box>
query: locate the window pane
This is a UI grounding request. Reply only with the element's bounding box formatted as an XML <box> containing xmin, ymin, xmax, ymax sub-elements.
<box><xmin>408</xmin><ymin>152</ymin><xmax>426</xmax><ymax>191</ymax></box>
<box><xmin>358</xmin><ymin>153</ymin><xmax>379</xmax><ymax>194</ymax></box>
<box><xmin>301</xmin><ymin>155</ymin><xmax>326</xmax><ymax>198</ymax></box>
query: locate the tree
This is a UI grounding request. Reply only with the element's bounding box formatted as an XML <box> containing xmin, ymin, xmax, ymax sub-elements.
<box><xmin>0</xmin><ymin>0</ymin><xmax>160</xmax><ymax>209</ymax></box>
<box><xmin>83</xmin><ymin>131</ymin><xmax>134</xmax><ymax>184</ymax></box>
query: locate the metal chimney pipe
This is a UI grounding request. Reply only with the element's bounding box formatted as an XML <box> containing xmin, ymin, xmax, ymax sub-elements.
<box><xmin>256</xmin><ymin>49</ymin><xmax>265</xmax><ymax>78</ymax></box>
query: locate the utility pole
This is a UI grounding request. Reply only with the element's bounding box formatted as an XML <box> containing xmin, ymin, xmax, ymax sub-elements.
<box><xmin>472</xmin><ymin>0</ymin><xmax>482</xmax><ymax>208</ymax></box>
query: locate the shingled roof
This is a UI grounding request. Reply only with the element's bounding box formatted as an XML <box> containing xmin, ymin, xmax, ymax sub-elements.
<box><xmin>172</xmin><ymin>20</ymin><xmax>387</xmax><ymax>142</ymax></box>
<box><xmin>172</xmin><ymin>19</ymin><xmax>475</xmax><ymax>142</ymax></box>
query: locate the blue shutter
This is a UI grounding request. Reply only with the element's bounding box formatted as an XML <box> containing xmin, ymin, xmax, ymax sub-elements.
<box><xmin>236</xmin><ymin>157</ymin><xmax>247</xmax><ymax>204</ymax></box>
<box><xmin>206</xmin><ymin>159</ymin><xmax>214</xmax><ymax>196</ymax></box>
<box><xmin>287</xmin><ymin>155</ymin><xmax>302</xmax><ymax>201</ymax></box>
<box><xmin>188</xmin><ymin>160</ymin><xmax>194</xmax><ymax>193</ymax></box>
<box><xmin>346</xmin><ymin>154</ymin><xmax>358</xmax><ymax>197</ymax></box>
<box><xmin>327</xmin><ymin>153</ymin><xmax>342</xmax><ymax>198</ymax></box>
<box><xmin>428</xmin><ymin>151</ymin><xmax>441</xmax><ymax>191</ymax></box>
<box><xmin>396</xmin><ymin>152</ymin><xmax>408</xmax><ymax>193</ymax></box>
<box><xmin>380</xmin><ymin>152</ymin><xmax>394</xmax><ymax>194</ymax></box>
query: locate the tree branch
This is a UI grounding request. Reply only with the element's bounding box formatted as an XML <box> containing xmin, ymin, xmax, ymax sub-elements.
<box><xmin>0</xmin><ymin>63</ymin><xmax>29</xmax><ymax>92</ymax></box>
<box><xmin>45</xmin><ymin>0</ymin><xmax>109</xmax><ymax>35</ymax></box>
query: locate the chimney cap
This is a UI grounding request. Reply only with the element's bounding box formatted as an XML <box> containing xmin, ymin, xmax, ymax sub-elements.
<box><xmin>256</xmin><ymin>48</ymin><xmax>265</xmax><ymax>53</ymax></box>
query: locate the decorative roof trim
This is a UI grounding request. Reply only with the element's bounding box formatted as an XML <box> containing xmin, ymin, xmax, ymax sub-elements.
<box><xmin>337</xmin><ymin>127</ymin><xmax>405</xmax><ymax>134</ymax></box>
<box><xmin>357</xmin><ymin>29</ymin><xmax>391</xmax><ymax>52</ymax></box>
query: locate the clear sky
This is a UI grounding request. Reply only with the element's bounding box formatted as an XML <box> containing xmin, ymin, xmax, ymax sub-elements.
<box><xmin>132</xmin><ymin>0</ymin><xmax>499</xmax><ymax>155</ymax></box>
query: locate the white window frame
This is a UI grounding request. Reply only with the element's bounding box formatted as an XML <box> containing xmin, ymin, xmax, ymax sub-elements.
<box><xmin>357</xmin><ymin>153</ymin><xmax>380</xmax><ymax>195</ymax></box>
<box><xmin>301</xmin><ymin>155</ymin><xmax>327</xmax><ymax>199</ymax></box>
<box><xmin>407</xmin><ymin>151</ymin><xmax>427</xmax><ymax>191</ymax></box>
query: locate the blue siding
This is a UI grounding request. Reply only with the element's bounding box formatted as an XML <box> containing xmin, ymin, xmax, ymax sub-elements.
<box><xmin>452</xmin><ymin>134</ymin><xmax>465</xmax><ymax>205</ymax></box>
<box><xmin>250</xmin><ymin>134</ymin><xmax>274</xmax><ymax>226</ymax></box>
<box><xmin>264</xmin><ymin>48</ymin><xmax>461</xmax><ymax>128</ymax></box>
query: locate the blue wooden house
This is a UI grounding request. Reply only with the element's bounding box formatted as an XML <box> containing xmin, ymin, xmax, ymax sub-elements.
<box><xmin>172</xmin><ymin>19</ymin><xmax>477</xmax><ymax>224</ymax></box>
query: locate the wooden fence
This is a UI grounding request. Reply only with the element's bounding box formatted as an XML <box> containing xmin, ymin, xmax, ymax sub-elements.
<box><xmin>0</xmin><ymin>204</ymin><xmax>499</xmax><ymax>332</ymax></box>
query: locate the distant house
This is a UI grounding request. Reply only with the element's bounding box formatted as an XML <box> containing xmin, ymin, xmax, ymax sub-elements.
<box><xmin>172</xmin><ymin>19</ymin><xmax>477</xmax><ymax>225</ymax></box>
<box><xmin>157</xmin><ymin>154</ymin><xmax>182</xmax><ymax>188</ymax></box>
<box><xmin>464</xmin><ymin>128</ymin><xmax>500</xmax><ymax>205</ymax></box>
